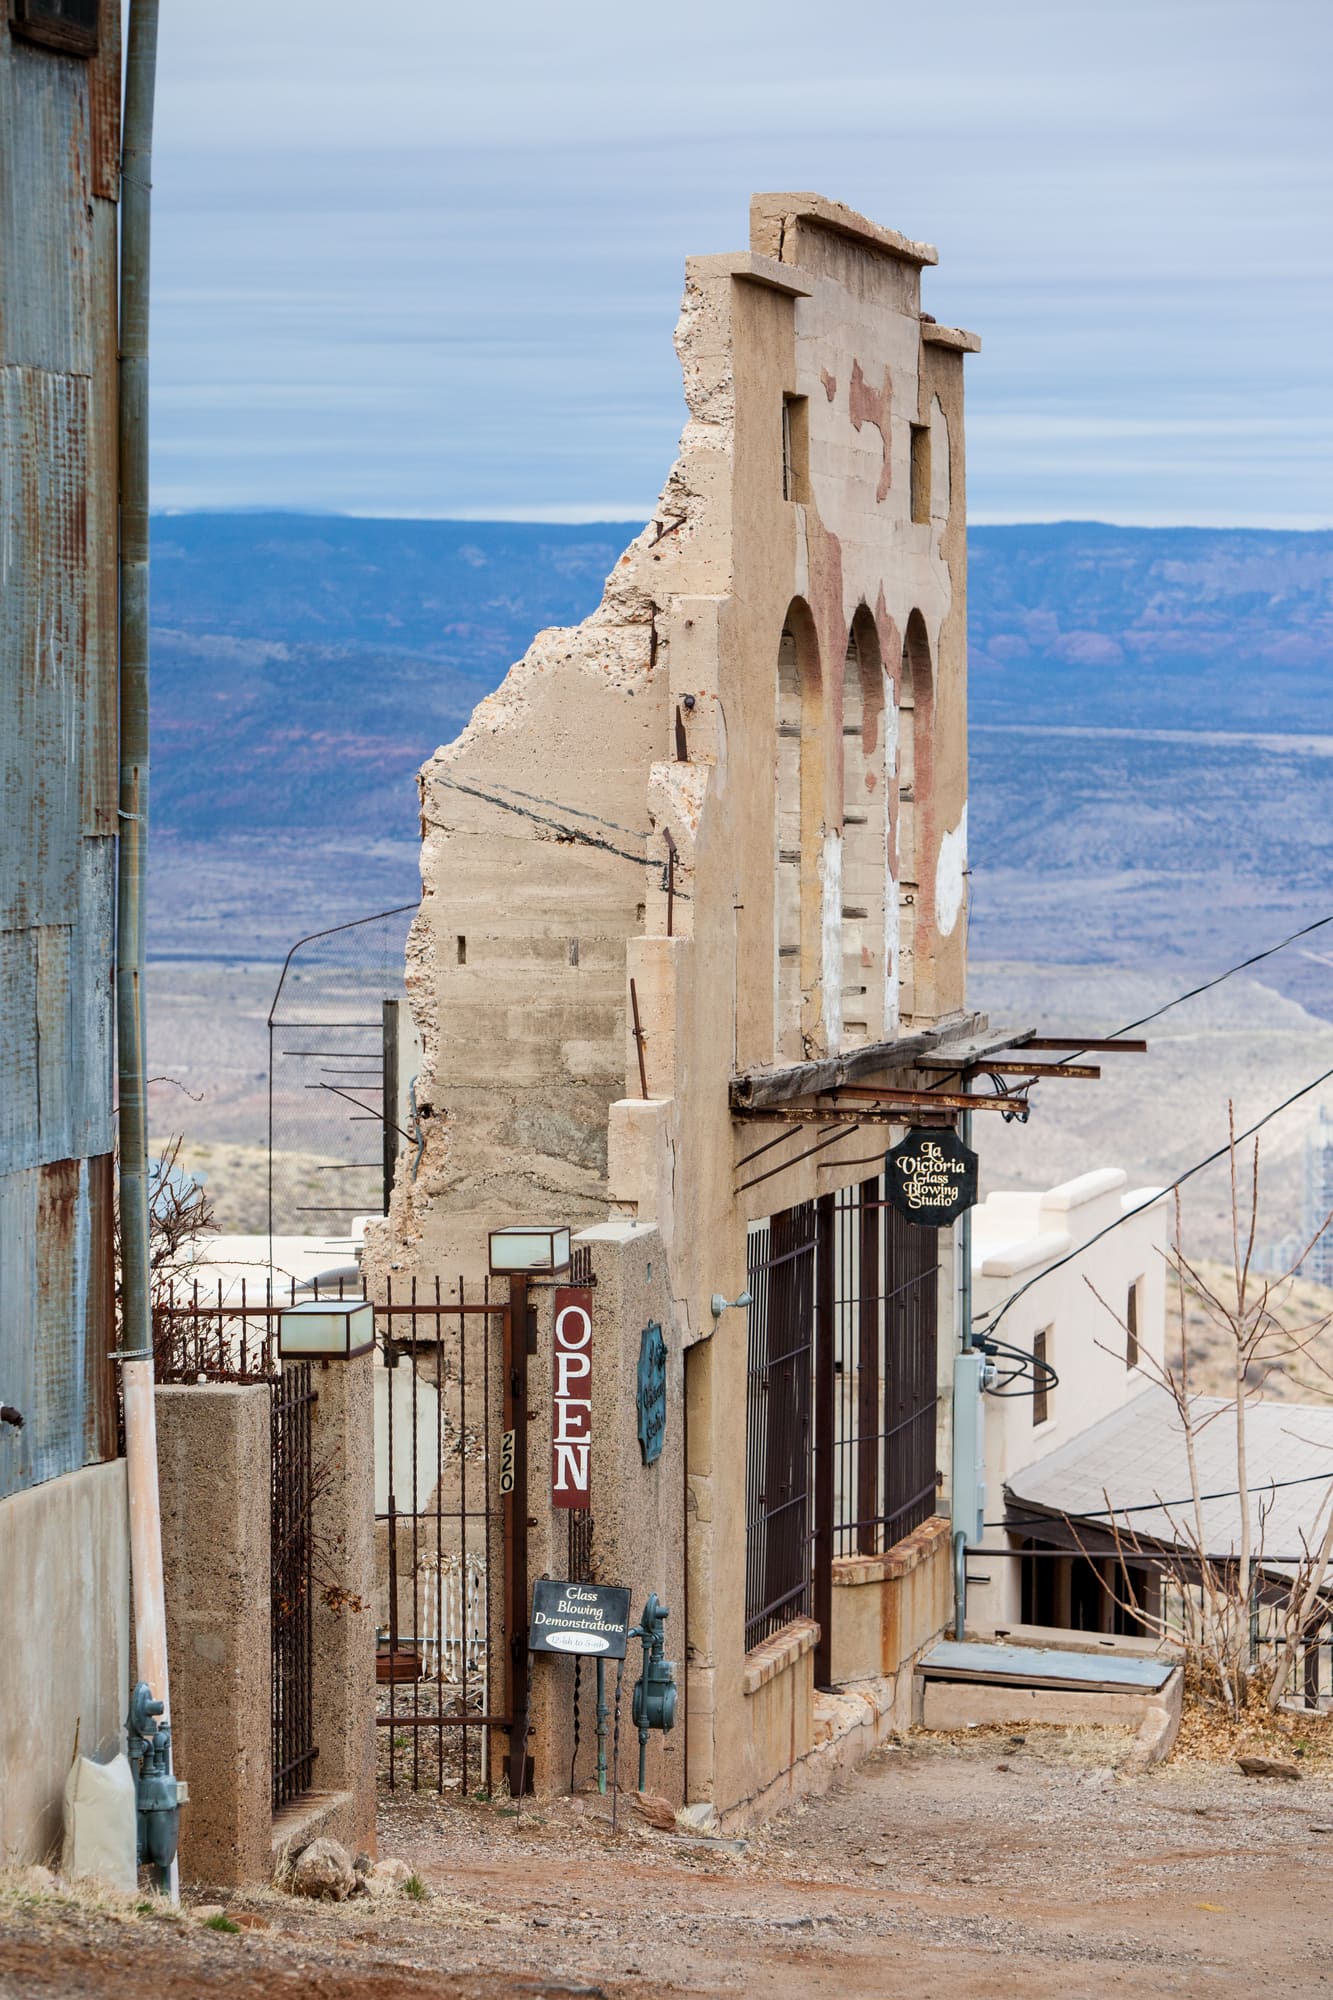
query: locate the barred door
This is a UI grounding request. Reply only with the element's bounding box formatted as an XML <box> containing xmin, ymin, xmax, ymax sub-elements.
<box><xmin>824</xmin><ymin>1178</ymin><xmax>939</xmax><ymax>1563</ymax></box>
<box><xmin>742</xmin><ymin>1179</ymin><xmax>941</xmax><ymax>1683</ymax></box>
<box><xmin>743</xmin><ymin>1204</ymin><xmax>818</xmax><ymax>1651</ymax></box>
<box><xmin>271</xmin><ymin>1364</ymin><xmax>317</xmax><ymax>1809</ymax></box>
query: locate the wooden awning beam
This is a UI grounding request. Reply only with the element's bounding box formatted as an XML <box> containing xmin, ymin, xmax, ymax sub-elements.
<box><xmin>735</xmin><ymin>1093</ymin><xmax>1029</xmax><ymax>1122</ymax></box>
<box><xmin>729</xmin><ymin>1012</ymin><xmax>1030</xmax><ymax>1111</ymax></box>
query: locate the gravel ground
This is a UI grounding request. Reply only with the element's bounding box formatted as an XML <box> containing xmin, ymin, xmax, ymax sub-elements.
<box><xmin>4</xmin><ymin>1728</ymin><xmax>1333</xmax><ymax>1999</ymax></box>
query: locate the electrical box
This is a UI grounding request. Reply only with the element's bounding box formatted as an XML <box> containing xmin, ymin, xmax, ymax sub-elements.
<box><xmin>951</xmin><ymin>1349</ymin><xmax>986</xmax><ymax>1546</ymax></box>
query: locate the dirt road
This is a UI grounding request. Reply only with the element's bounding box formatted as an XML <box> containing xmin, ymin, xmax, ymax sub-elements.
<box><xmin>4</xmin><ymin>1731</ymin><xmax>1332</xmax><ymax>1999</ymax></box>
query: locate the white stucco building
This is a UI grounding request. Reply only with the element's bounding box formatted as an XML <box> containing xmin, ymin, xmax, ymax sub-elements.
<box><xmin>965</xmin><ymin>1169</ymin><xmax>1169</xmax><ymax>1635</ymax></box>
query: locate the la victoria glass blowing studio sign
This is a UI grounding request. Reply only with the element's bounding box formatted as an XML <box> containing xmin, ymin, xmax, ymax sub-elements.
<box><xmin>886</xmin><ymin>1128</ymin><xmax>978</xmax><ymax>1227</ymax></box>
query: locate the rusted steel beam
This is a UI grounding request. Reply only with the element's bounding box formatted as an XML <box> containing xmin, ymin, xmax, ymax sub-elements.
<box><xmin>964</xmin><ymin>1060</ymin><xmax>1101</xmax><ymax>1080</ymax></box>
<box><xmin>1012</xmin><ymin>1036</ymin><xmax>1147</xmax><ymax>1054</ymax></box>
<box><xmin>817</xmin><ymin>1085</ymin><xmax>1030</xmax><ymax>1112</ymax></box>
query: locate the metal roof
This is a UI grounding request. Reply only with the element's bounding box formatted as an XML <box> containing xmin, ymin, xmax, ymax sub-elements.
<box><xmin>1006</xmin><ymin>1386</ymin><xmax>1333</xmax><ymax>1577</ymax></box>
<box><xmin>921</xmin><ymin>1640</ymin><xmax>1174</xmax><ymax>1693</ymax></box>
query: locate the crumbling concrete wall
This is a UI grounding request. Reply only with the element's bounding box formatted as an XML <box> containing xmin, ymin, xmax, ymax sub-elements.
<box><xmin>371</xmin><ymin>192</ymin><xmax>978</xmax><ymax>1826</ymax></box>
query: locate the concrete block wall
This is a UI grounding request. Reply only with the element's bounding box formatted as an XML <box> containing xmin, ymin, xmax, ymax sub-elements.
<box><xmin>0</xmin><ymin>1461</ymin><xmax>129</xmax><ymax>1866</ymax></box>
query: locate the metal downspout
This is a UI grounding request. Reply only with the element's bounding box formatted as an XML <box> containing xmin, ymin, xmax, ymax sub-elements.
<box><xmin>953</xmin><ymin>1094</ymin><xmax>974</xmax><ymax>1641</ymax></box>
<box><xmin>114</xmin><ymin>0</ymin><xmax>173</xmax><ymax>1900</ymax></box>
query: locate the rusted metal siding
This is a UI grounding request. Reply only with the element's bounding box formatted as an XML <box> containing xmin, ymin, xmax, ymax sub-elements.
<box><xmin>0</xmin><ymin>11</ymin><xmax>120</xmax><ymax>1498</ymax></box>
<box><xmin>87</xmin><ymin>0</ymin><xmax>120</xmax><ymax>201</ymax></box>
<box><xmin>0</xmin><ymin>38</ymin><xmax>92</xmax><ymax>375</ymax></box>
<box><xmin>0</xmin><ymin>845</ymin><xmax>113</xmax><ymax>1174</ymax></box>
<box><xmin>0</xmin><ymin>1153</ymin><xmax>116</xmax><ymax>1499</ymax></box>
<box><xmin>85</xmin><ymin>196</ymin><xmax>118</xmax><ymax>835</ymax></box>
<box><xmin>0</xmin><ymin>365</ymin><xmax>91</xmax><ymax>929</ymax></box>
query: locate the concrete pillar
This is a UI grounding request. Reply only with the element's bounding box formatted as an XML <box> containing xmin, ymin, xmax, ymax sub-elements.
<box><xmin>306</xmin><ymin>1350</ymin><xmax>377</xmax><ymax>1856</ymax></box>
<box><xmin>524</xmin><ymin>1223</ymin><xmax>686</xmax><ymax>1806</ymax></box>
<box><xmin>156</xmin><ymin>1385</ymin><xmax>271</xmax><ymax>1885</ymax></box>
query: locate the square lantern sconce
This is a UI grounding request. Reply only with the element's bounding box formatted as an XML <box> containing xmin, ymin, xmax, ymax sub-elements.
<box><xmin>487</xmin><ymin>1225</ymin><xmax>572</xmax><ymax>1276</ymax></box>
<box><xmin>278</xmin><ymin>1297</ymin><xmax>375</xmax><ymax>1360</ymax></box>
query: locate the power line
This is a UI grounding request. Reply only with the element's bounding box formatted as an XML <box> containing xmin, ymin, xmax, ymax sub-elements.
<box><xmin>991</xmin><ymin>1462</ymin><xmax>1333</xmax><ymax>1529</ymax></box>
<box><xmin>962</xmin><ymin>909</ymin><xmax>1333</xmax><ymax>1097</ymax></box>
<box><xmin>980</xmin><ymin>1058</ymin><xmax>1333</xmax><ymax>1342</ymax></box>
<box><xmin>1107</xmin><ymin>911</ymin><xmax>1333</xmax><ymax>1045</ymax></box>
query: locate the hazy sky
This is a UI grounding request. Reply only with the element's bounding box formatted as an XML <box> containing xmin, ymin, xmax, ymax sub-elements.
<box><xmin>150</xmin><ymin>0</ymin><xmax>1332</xmax><ymax>525</ymax></box>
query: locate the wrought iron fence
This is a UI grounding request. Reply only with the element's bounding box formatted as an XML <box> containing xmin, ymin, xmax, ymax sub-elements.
<box><xmin>744</xmin><ymin>1203</ymin><xmax>818</xmax><ymax>1652</ymax></box>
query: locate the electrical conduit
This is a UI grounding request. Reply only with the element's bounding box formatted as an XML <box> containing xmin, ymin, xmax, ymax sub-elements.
<box><xmin>114</xmin><ymin>0</ymin><xmax>173</xmax><ymax>1901</ymax></box>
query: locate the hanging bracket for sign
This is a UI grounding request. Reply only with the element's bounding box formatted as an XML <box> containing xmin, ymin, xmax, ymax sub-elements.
<box><xmin>529</xmin><ymin>1579</ymin><xmax>632</xmax><ymax>1657</ymax></box>
<box><xmin>885</xmin><ymin>1126</ymin><xmax>978</xmax><ymax>1227</ymax></box>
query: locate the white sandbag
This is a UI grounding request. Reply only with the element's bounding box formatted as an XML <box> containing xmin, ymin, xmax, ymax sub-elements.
<box><xmin>61</xmin><ymin>1752</ymin><xmax>137</xmax><ymax>1895</ymax></box>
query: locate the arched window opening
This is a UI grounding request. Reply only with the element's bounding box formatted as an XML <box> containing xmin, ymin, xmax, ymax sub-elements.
<box><xmin>841</xmin><ymin>613</ymin><xmax>888</xmax><ymax>1048</ymax></box>
<box><xmin>897</xmin><ymin>613</ymin><xmax>931</xmax><ymax>1026</ymax></box>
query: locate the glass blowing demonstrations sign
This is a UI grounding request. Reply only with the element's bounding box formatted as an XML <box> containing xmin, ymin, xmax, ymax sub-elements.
<box><xmin>885</xmin><ymin>1127</ymin><xmax>978</xmax><ymax>1226</ymax></box>
<box><xmin>529</xmin><ymin>1580</ymin><xmax>631</xmax><ymax>1656</ymax></box>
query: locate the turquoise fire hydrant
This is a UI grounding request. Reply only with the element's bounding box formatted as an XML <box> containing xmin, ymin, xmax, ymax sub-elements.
<box><xmin>127</xmin><ymin>1681</ymin><xmax>185</xmax><ymax>1885</ymax></box>
<box><xmin>630</xmin><ymin>1594</ymin><xmax>677</xmax><ymax>1791</ymax></box>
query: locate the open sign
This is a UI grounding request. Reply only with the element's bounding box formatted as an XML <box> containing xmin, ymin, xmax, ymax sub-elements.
<box><xmin>552</xmin><ymin>1288</ymin><xmax>593</xmax><ymax>1510</ymax></box>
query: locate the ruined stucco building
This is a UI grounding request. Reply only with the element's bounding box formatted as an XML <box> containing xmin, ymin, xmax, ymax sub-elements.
<box><xmin>375</xmin><ymin>193</ymin><xmax>993</xmax><ymax>1821</ymax></box>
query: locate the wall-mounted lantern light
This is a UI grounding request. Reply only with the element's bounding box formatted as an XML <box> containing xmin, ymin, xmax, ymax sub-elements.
<box><xmin>711</xmin><ymin>1289</ymin><xmax>753</xmax><ymax>1320</ymax></box>
<box><xmin>278</xmin><ymin>1297</ymin><xmax>375</xmax><ymax>1360</ymax></box>
<box><xmin>488</xmin><ymin>1225</ymin><xmax>572</xmax><ymax>1276</ymax></box>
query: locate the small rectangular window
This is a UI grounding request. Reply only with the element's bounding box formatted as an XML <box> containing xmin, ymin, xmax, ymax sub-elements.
<box><xmin>1126</xmin><ymin>1280</ymin><xmax>1140</xmax><ymax>1369</ymax></box>
<box><xmin>1032</xmin><ymin>1327</ymin><xmax>1051</xmax><ymax>1426</ymax></box>
<box><xmin>9</xmin><ymin>0</ymin><xmax>99</xmax><ymax>55</ymax></box>
<box><xmin>781</xmin><ymin>395</ymin><xmax>809</xmax><ymax>503</ymax></box>
<box><xmin>909</xmin><ymin>423</ymin><xmax>931</xmax><ymax>524</ymax></box>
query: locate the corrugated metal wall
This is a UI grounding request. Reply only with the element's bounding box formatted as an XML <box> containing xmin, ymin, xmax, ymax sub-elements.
<box><xmin>0</xmin><ymin>10</ymin><xmax>122</xmax><ymax>1501</ymax></box>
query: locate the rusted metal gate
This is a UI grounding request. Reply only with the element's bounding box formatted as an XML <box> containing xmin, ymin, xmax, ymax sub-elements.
<box><xmin>271</xmin><ymin>1362</ymin><xmax>317</xmax><ymax>1808</ymax></box>
<box><xmin>376</xmin><ymin>1275</ymin><xmax>515</xmax><ymax>1795</ymax></box>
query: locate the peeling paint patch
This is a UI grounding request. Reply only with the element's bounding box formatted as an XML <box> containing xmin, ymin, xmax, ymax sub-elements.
<box><xmin>820</xmin><ymin>368</ymin><xmax>837</xmax><ymax>402</ymax></box>
<box><xmin>849</xmin><ymin>359</ymin><xmax>893</xmax><ymax>503</ymax></box>
<box><xmin>935</xmin><ymin>803</ymin><xmax>968</xmax><ymax>939</ymax></box>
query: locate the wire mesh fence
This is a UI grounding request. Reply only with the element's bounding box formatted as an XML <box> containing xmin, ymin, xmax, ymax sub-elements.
<box><xmin>266</xmin><ymin>905</ymin><xmax>417</xmax><ymax>1242</ymax></box>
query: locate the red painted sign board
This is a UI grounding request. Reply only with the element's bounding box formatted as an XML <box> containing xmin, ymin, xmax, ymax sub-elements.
<box><xmin>552</xmin><ymin>1287</ymin><xmax>593</xmax><ymax>1509</ymax></box>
